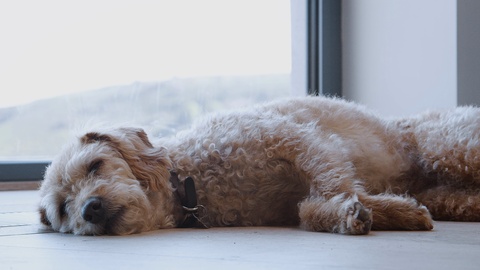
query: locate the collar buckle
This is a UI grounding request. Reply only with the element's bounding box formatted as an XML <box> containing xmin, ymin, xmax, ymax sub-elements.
<box><xmin>170</xmin><ymin>172</ymin><xmax>208</xmax><ymax>228</ymax></box>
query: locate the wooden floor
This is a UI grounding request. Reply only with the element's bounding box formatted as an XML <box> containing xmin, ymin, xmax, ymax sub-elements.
<box><xmin>2</xmin><ymin>190</ymin><xmax>480</xmax><ymax>270</ymax></box>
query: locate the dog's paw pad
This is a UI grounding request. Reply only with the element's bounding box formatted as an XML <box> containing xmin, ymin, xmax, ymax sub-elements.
<box><xmin>346</xmin><ymin>202</ymin><xmax>372</xmax><ymax>235</ymax></box>
<box><xmin>354</xmin><ymin>202</ymin><xmax>371</xmax><ymax>222</ymax></box>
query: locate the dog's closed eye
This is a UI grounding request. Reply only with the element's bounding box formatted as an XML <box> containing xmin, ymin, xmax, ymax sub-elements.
<box><xmin>39</xmin><ymin>207</ymin><xmax>51</xmax><ymax>226</ymax></box>
<box><xmin>59</xmin><ymin>201</ymin><xmax>67</xmax><ymax>218</ymax></box>
<box><xmin>87</xmin><ymin>159</ymin><xmax>103</xmax><ymax>175</ymax></box>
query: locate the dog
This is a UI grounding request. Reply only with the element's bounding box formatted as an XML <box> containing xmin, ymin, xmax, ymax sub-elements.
<box><xmin>38</xmin><ymin>96</ymin><xmax>480</xmax><ymax>235</ymax></box>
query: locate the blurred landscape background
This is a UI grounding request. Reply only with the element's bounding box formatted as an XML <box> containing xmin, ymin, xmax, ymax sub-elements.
<box><xmin>0</xmin><ymin>74</ymin><xmax>290</xmax><ymax>159</ymax></box>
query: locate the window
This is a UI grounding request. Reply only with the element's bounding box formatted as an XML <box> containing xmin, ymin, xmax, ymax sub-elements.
<box><xmin>0</xmin><ymin>0</ymin><xmax>341</xmax><ymax>186</ymax></box>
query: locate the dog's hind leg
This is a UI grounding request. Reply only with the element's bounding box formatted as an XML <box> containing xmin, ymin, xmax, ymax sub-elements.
<box><xmin>358</xmin><ymin>193</ymin><xmax>434</xmax><ymax>231</ymax></box>
<box><xmin>415</xmin><ymin>186</ymin><xmax>480</xmax><ymax>221</ymax></box>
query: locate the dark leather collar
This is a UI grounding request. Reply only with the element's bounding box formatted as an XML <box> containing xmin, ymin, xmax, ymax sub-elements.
<box><xmin>169</xmin><ymin>172</ymin><xmax>208</xmax><ymax>228</ymax></box>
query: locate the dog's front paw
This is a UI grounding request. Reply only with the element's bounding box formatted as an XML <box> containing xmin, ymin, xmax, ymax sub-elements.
<box><xmin>338</xmin><ymin>201</ymin><xmax>372</xmax><ymax>235</ymax></box>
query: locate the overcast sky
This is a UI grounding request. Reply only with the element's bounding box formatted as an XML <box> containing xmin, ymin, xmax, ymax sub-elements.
<box><xmin>0</xmin><ymin>0</ymin><xmax>291</xmax><ymax>108</ymax></box>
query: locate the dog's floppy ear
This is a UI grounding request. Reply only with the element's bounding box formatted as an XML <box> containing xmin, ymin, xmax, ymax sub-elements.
<box><xmin>118</xmin><ymin>128</ymin><xmax>172</xmax><ymax>192</ymax></box>
<box><xmin>81</xmin><ymin>128</ymin><xmax>172</xmax><ymax>192</ymax></box>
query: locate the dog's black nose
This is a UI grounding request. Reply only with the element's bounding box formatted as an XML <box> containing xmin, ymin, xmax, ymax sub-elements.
<box><xmin>82</xmin><ymin>197</ymin><xmax>106</xmax><ymax>224</ymax></box>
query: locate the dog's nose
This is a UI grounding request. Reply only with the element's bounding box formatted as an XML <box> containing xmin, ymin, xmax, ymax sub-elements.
<box><xmin>82</xmin><ymin>197</ymin><xmax>106</xmax><ymax>224</ymax></box>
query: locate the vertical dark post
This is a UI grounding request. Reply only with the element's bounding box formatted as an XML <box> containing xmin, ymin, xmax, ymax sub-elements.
<box><xmin>307</xmin><ymin>0</ymin><xmax>320</xmax><ymax>95</ymax></box>
<box><xmin>307</xmin><ymin>0</ymin><xmax>342</xmax><ymax>97</ymax></box>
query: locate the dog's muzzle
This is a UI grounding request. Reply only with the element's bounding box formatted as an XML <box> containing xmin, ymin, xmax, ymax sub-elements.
<box><xmin>82</xmin><ymin>197</ymin><xmax>106</xmax><ymax>224</ymax></box>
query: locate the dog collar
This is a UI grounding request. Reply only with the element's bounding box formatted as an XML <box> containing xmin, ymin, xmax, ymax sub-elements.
<box><xmin>169</xmin><ymin>172</ymin><xmax>208</xmax><ymax>228</ymax></box>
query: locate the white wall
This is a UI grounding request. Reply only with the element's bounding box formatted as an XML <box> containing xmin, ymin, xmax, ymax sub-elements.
<box><xmin>342</xmin><ymin>0</ymin><xmax>457</xmax><ymax>117</ymax></box>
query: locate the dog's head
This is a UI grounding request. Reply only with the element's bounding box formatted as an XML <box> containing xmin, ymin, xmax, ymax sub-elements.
<box><xmin>39</xmin><ymin>127</ymin><xmax>176</xmax><ymax>235</ymax></box>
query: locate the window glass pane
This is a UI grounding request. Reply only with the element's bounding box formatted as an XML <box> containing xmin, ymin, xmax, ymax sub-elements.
<box><xmin>0</xmin><ymin>0</ymin><xmax>295</xmax><ymax>160</ymax></box>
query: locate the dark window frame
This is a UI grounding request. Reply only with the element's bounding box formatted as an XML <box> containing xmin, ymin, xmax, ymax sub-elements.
<box><xmin>0</xmin><ymin>161</ymin><xmax>50</xmax><ymax>182</ymax></box>
<box><xmin>0</xmin><ymin>0</ymin><xmax>342</xmax><ymax>186</ymax></box>
<box><xmin>308</xmin><ymin>0</ymin><xmax>342</xmax><ymax>96</ymax></box>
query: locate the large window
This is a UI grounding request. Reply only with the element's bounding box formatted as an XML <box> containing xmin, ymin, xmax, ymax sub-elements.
<box><xmin>0</xmin><ymin>0</ymin><xmax>293</xmax><ymax>161</ymax></box>
<box><xmin>0</xmin><ymin>0</ymin><xmax>342</xmax><ymax>185</ymax></box>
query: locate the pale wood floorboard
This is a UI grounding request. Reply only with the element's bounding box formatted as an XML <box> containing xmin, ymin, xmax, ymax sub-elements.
<box><xmin>1</xmin><ymin>190</ymin><xmax>480</xmax><ymax>270</ymax></box>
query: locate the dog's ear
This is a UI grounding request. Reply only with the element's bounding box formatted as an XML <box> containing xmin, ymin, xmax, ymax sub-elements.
<box><xmin>122</xmin><ymin>128</ymin><xmax>172</xmax><ymax>192</ymax></box>
<box><xmin>81</xmin><ymin>128</ymin><xmax>172</xmax><ymax>192</ymax></box>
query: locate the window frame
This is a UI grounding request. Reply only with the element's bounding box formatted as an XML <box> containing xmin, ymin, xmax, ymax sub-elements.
<box><xmin>0</xmin><ymin>161</ymin><xmax>50</xmax><ymax>181</ymax></box>
<box><xmin>0</xmin><ymin>0</ymin><xmax>342</xmax><ymax>187</ymax></box>
<box><xmin>308</xmin><ymin>0</ymin><xmax>342</xmax><ymax>96</ymax></box>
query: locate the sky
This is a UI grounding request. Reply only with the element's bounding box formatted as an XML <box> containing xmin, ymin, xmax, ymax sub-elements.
<box><xmin>0</xmin><ymin>0</ymin><xmax>291</xmax><ymax>108</ymax></box>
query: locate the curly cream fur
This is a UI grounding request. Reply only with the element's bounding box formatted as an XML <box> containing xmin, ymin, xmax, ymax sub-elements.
<box><xmin>39</xmin><ymin>96</ymin><xmax>480</xmax><ymax>235</ymax></box>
